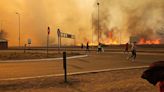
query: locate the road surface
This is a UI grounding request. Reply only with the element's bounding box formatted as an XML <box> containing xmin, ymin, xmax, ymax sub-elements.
<box><xmin>0</xmin><ymin>52</ymin><xmax>163</xmax><ymax>80</ymax></box>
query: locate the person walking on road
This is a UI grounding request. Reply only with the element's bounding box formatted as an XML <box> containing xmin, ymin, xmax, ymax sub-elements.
<box><xmin>86</xmin><ymin>42</ymin><xmax>90</xmax><ymax>54</ymax></box>
<box><xmin>128</xmin><ymin>42</ymin><xmax>137</xmax><ymax>61</ymax></box>
<box><xmin>97</xmin><ymin>43</ymin><xmax>102</xmax><ymax>53</ymax></box>
<box><xmin>124</xmin><ymin>42</ymin><xmax>129</xmax><ymax>54</ymax></box>
<box><xmin>81</xmin><ymin>43</ymin><xmax>84</xmax><ymax>49</ymax></box>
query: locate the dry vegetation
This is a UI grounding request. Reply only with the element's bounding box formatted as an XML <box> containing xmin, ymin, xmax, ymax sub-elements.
<box><xmin>0</xmin><ymin>69</ymin><xmax>157</xmax><ymax>92</ymax></box>
<box><xmin>0</xmin><ymin>52</ymin><xmax>82</xmax><ymax>60</ymax></box>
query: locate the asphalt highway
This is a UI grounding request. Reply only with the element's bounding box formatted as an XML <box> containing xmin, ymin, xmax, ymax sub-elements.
<box><xmin>0</xmin><ymin>52</ymin><xmax>163</xmax><ymax>80</ymax></box>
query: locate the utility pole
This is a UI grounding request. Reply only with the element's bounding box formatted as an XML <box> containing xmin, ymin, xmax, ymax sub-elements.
<box><xmin>0</xmin><ymin>20</ymin><xmax>2</xmax><ymax>37</ymax></box>
<box><xmin>97</xmin><ymin>1</ymin><xmax>100</xmax><ymax>44</ymax></box>
<box><xmin>119</xmin><ymin>31</ymin><xmax>121</xmax><ymax>45</ymax></box>
<box><xmin>92</xmin><ymin>14</ymin><xmax>94</xmax><ymax>46</ymax></box>
<box><xmin>57</xmin><ymin>29</ymin><xmax>61</xmax><ymax>54</ymax></box>
<box><xmin>16</xmin><ymin>12</ymin><xmax>21</xmax><ymax>48</ymax></box>
<box><xmin>63</xmin><ymin>51</ymin><xmax>67</xmax><ymax>83</ymax></box>
<box><xmin>47</xmin><ymin>26</ymin><xmax>50</xmax><ymax>57</ymax></box>
<box><xmin>0</xmin><ymin>20</ymin><xmax>2</xmax><ymax>32</ymax></box>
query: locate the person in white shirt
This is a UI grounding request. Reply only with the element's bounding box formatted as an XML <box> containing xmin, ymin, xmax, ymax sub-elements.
<box><xmin>97</xmin><ymin>43</ymin><xmax>102</xmax><ymax>53</ymax></box>
<box><xmin>128</xmin><ymin>42</ymin><xmax>137</xmax><ymax>61</ymax></box>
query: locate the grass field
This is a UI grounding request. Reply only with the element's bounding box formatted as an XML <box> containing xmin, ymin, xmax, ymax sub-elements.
<box><xmin>0</xmin><ymin>52</ymin><xmax>82</xmax><ymax>60</ymax></box>
<box><xmin>0</xmin><ymin>69</ymin><xmax>157</xmax><ymax>92</ymax></box>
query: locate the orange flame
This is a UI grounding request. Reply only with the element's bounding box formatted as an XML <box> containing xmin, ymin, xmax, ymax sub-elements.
<box><xmin>100</xmin><ymin>31</ymin><xmax>119</xmax><ymax>45</ymax></box>
<box><xmin>138</xmin><ymin>38</ymin><xmax>160</xmax><ymax>45</ymax></box>
<box><xmin>101</xmin><ymin>38</ymin><xmax>119</xmax><ymax>45</ymax></box>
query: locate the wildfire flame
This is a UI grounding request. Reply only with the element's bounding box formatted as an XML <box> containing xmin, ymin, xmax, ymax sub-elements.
<box><xmin>138</xmin><ymin>38</ymin><xmax>160</xmax><ymax>45</ymax></box>
<box><xmin>105</xmin><ymin>31</ymin><xmax>119</xmax><ymax>45</ymax></box>
<box><xmin>100</xmin><ymin>31</ymin><xmax>119</xmax><ymax>45</ymax></box>
<box><xmin>100</xmin><ymin>38</ymin><xmax>119</xmax><ymax>45</ymax></box>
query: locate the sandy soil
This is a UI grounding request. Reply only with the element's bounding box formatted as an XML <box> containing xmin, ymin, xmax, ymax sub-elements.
<box><xmin>0</xmin><ymin>52</ymin><xmax>82</xmax><ymax>60</ymax></box>
<box><xmin>0</xmin><ymin>69</ymin><xmax>158</xmax><ymax>92</ymax></box>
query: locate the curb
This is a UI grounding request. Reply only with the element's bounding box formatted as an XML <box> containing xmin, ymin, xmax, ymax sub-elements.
<box><xmin>0</xmin><ymin>55</ymin><xmax>88</xmax><ymax>63</ymax></box>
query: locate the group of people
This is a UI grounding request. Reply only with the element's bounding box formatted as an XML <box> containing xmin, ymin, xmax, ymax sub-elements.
<box><xmin>124</xmin><ymin>42</ymin><xmax>137</xmax><ymax>62</ymax></box>
<box><xmin>81</xmin><ymin>42</ymin><xmax>90</xmax><ymax>54</ymax></box>
<box><xmin>124</xmin><ymin>43</ymin><xmax>163</xmax><ymax>92</ymax></box>
<box><xmin>81</xmin><ymin>42</ymin><xmax>163</xmax><ymax>92</ymax></box>
<box><xmin>81</xmin><ymin>42</ymin><xmax>104</xmax><ymax>53</ymax></box>
<box><xmin>81</xmin><ymin>42</ymin><xmax>137</xmax><ymax>60</ymax></box>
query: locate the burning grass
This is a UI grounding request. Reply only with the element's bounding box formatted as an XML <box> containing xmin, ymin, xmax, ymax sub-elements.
<box><xmin>138</xmin><ymin>38</ymin><xmax>160</xmax><ymax>45</ymax></box>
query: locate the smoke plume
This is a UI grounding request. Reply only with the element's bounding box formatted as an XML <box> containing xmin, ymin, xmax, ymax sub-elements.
<box><xmin>0</xmin><ymin>0</ymin><xmax>94</xmax><ymax>46</ymax></box>
<box><xmin>1</xmin><ymin>0</ymin><xmax>164</xmax><ymax>46</ymax></box>
<box><xmin>92</xmin><ymin>0</ymin><xmax>164</xmax><ymax>44</ymax></box>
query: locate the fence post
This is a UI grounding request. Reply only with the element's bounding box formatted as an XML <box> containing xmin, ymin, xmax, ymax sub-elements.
<box><xmin>63</xmin><ymin>51</ymin><xmax>67</xmax><ymax>83</ymax></box>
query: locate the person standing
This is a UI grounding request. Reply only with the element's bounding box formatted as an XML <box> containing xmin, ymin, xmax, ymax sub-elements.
<box><xmin>128</xmin><ymin>42</ymin><xmax>137</xmax><ymax>62</ymax></box>
<box><xmin>86</xmin><ymin>42</ymin><xmax>90</xmax><ymax>53</ymax></box>
<box><xmin>81</xmin><ymin>43</ymin><xmax>84</xmax><ymax>49</ymax></box>
<box><xmin>124</xmin><ymin>42</ymin><xmax>129</xmax><ymax>54</ymax></box>
<box><xmin>101</xmin><ymin>44</ymin><xmax>104</xmax><ymax>52</ymax></box>
<box><xmin>97</xmin><ymin>43</ymin><xmax>102</xmax><ymax>53</ymax></box>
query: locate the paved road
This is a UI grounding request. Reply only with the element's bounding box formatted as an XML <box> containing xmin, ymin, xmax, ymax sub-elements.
<box><xmin>0</xmin><ymin>52</ymin><xmax>163</xmax><ymax>80</ymax></box>
<box><xmin>1</xmin><ymin>46</ymin><xmax>164</xmax><ymax>53</ymax></box>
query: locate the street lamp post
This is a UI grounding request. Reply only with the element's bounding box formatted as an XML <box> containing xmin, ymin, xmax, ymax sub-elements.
<box><xmin>16</xmin><ymin>12</ymin><xmax>21</xmax><ymax>48</ymax></box>
<box><xmin>97</xmin><ymin>1</ymin><xmax>100</xmax><ymax>44</ymax></box>
<box><xmin>0</xmin><ymin>20</ymin><xmax>2</xmax><ymax>32</ymax></box>
<box><xmin>91</xmin><ymin>14</ymin><xmax>94</xmax><ymax>46</ymax></box>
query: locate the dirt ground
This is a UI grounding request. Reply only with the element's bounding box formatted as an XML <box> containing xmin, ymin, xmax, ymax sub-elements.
<box><xmin>0</xmin><ymin>52</ymin><xmax>82</xmax><ymax>60</ymax></box>
<box><xmin>0</xmin><ymin>69</ymin><xmax>158</xmax><ymax>92</ymax></box>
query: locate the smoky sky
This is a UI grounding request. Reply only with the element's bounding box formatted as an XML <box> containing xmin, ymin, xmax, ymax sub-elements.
<box><xmin>0</xmin><ymin>0</ymin><xmax>164</xmax><ymax>46</ymax></box>
<box><xmin>0</xmin><ymin>0</ymin><xmax>94</xmax><ymax>46</ymax></box>
<box><xmin>93</xmin><ymin>0</ymin><xmax>164</xmax><ymax>43</ymax></box>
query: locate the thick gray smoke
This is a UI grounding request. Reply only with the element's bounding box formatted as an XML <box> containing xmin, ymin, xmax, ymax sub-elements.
<box><xmin>92</xmin><ymin>0</ymin><xmax>164</xmax><ymax>44</ymax></box>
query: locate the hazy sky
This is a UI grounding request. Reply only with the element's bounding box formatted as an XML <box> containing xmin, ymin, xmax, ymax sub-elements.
<box><xmin>0</xmin><ymin>0</ymin><xmax>164</xmax><ymax>46</ymax></box>
<box><xmin>0</xmin><ymin>0</ymin><xmax>95</xmax><ymax>46</ymax></box>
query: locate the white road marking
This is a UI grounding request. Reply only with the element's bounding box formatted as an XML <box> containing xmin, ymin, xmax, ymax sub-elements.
<box><xmin>0</xmin><ymin>65</ymin><xmax>148</xmax><ymax>81</ymax></box>
<box><xmin>0</xmin><ymin>55</ymin><xmax>88</xmax><ymax>63</ymax></box>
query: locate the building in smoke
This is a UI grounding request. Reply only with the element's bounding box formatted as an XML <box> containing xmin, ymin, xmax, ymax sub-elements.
<box><xmin>0</xmin><ymin>31</ymin><xmax>8</xmax><ymax>49</ymax></box>
<box><xmin>0</xmin><ymin>39</ymin><xmax>8</xmax><ymax>49</ymax></box>
<box><xmin>129</xmin><ymin>36</ymin><xmax>139</xmax><ymax>43</ymax></box>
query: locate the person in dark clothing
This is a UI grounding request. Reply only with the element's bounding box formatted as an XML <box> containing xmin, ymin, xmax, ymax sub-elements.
<box><xmin>141</xmin><ymin>61</ymin><xmax>164</xmax><ymax>92</ymax></box>
<box><xmin>81</xmin><ymin>43</ymin><xmax>84</xmax><ymax>49</ymax></box>
<box><xmin>124</xmin><ymin>43</ymin><xmax>129</xmax><ymax>54</ymax></box>
<box><xmin>97</xmin><ymin>43</ymin><xmax>102</xmax><ymax>53</ymax></box>
<box><xmin>86</xmin><ymin>42</ymin><xmax>89</xmax><ymax>53</ymax></box>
